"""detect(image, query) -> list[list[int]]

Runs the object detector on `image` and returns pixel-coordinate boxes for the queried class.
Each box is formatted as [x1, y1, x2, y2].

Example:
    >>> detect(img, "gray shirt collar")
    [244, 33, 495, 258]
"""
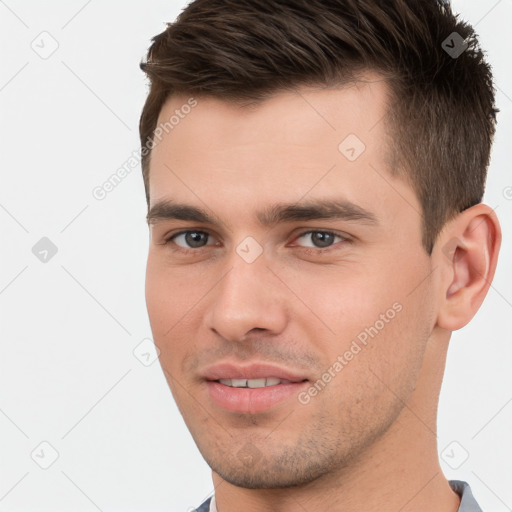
[199, 479, 483, 512]
[450, 480, 484, 512]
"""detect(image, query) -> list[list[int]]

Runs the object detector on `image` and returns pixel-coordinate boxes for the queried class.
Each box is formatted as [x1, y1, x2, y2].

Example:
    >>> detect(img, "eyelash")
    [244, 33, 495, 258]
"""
[163, 229, 350, 255]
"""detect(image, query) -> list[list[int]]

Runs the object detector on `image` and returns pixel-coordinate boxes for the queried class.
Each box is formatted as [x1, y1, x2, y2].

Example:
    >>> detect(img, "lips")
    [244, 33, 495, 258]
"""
[202, 362, 309, 413]
[202, 362, 309, 383]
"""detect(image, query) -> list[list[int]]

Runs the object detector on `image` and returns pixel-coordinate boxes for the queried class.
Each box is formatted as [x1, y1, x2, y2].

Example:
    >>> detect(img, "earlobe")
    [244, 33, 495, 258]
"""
[436, 204, 501, 331]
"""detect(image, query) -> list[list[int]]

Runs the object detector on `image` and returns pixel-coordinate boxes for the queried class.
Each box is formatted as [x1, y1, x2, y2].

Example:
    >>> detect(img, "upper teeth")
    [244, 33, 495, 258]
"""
[219, 378, 284, 388]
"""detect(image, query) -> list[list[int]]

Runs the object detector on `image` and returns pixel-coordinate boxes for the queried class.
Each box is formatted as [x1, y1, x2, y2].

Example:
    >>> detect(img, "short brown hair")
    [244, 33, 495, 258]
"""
[139, 0, 497, 253]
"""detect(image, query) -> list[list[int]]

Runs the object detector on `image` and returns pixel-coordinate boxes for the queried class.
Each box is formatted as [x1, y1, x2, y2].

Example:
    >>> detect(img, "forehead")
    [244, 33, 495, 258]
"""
[148, 77, 419, 229]
[154, 76, 389, 156]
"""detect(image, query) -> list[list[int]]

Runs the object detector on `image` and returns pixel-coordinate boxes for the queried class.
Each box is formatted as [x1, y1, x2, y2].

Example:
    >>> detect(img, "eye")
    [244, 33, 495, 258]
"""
[163, 229, 348, 253]
[293, 230, 346, 249]
[167, 230, 216, 249]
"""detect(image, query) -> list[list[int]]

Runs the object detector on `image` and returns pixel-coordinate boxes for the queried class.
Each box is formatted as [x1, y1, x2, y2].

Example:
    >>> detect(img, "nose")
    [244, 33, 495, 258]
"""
[204, 250, 288, 342]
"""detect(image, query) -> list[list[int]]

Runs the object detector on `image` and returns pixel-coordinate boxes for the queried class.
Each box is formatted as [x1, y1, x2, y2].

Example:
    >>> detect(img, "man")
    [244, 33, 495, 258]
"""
[139, 0, 501, 510]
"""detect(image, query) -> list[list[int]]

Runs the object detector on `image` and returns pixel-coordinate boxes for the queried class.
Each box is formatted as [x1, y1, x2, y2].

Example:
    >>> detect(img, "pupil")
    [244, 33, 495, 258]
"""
[312, 232, 334, 248]
[186, 232, 207, 248]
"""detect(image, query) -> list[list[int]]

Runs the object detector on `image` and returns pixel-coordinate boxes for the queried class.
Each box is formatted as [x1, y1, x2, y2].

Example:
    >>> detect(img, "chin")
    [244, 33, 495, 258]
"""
[206, 451, 331, 490]
[213, 467, 319, 490]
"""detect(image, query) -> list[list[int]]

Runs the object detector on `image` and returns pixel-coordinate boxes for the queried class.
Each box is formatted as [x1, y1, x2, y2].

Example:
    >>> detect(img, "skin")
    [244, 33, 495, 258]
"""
[144, 75, 501, 512]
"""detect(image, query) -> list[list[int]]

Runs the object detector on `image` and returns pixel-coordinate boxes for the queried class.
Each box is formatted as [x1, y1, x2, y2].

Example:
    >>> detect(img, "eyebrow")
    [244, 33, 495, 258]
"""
[146, 198, 378, 228]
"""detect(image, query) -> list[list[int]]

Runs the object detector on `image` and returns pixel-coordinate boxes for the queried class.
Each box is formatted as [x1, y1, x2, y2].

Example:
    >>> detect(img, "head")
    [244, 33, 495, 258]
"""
[140, 0, 501, 490]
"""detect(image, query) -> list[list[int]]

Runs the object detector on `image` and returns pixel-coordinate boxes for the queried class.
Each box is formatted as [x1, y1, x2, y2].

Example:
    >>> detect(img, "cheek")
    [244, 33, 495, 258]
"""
[145, 256, 211, 374]
[319, 296, 432, 430]
[145, 254, 197, 331]
[294, 252, 433, 373]
[145, 258, 170, 336]
[145, 256, 192, 360]
[278, 261, 401, 346]
[353, 279, 434, 395]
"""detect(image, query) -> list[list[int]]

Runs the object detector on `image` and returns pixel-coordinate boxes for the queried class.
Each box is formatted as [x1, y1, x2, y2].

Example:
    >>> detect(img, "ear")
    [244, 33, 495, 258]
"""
[434, 203, 501, 331]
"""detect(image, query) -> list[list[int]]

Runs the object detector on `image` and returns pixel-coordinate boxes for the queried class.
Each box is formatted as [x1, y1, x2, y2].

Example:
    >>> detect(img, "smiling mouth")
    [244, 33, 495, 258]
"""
[217, 377, 307, 388]
[206, 375, 310, 413]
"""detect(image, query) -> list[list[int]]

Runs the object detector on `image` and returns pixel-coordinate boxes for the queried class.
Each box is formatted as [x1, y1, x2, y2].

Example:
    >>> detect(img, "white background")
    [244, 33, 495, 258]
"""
[0, 1, 510, 510]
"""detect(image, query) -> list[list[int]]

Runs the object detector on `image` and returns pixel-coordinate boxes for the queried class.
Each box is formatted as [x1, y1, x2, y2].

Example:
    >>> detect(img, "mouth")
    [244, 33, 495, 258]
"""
[217, 377, 304, 388]
[202, 363, 310, 413]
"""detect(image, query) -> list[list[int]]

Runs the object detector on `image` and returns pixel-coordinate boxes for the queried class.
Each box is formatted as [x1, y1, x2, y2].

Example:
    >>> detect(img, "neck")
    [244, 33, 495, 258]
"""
[212, 333, 461, 512]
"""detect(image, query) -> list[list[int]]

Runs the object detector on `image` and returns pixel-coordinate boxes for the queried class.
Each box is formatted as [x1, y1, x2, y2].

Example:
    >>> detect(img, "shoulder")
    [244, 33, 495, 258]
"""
[449, 480, 484, 512]
[192, 484, 483, 512]
[192, 496, 212, 512]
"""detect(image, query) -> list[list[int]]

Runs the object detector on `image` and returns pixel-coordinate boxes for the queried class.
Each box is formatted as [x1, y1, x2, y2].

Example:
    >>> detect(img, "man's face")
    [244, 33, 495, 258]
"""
[145, 78, 438, 488]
